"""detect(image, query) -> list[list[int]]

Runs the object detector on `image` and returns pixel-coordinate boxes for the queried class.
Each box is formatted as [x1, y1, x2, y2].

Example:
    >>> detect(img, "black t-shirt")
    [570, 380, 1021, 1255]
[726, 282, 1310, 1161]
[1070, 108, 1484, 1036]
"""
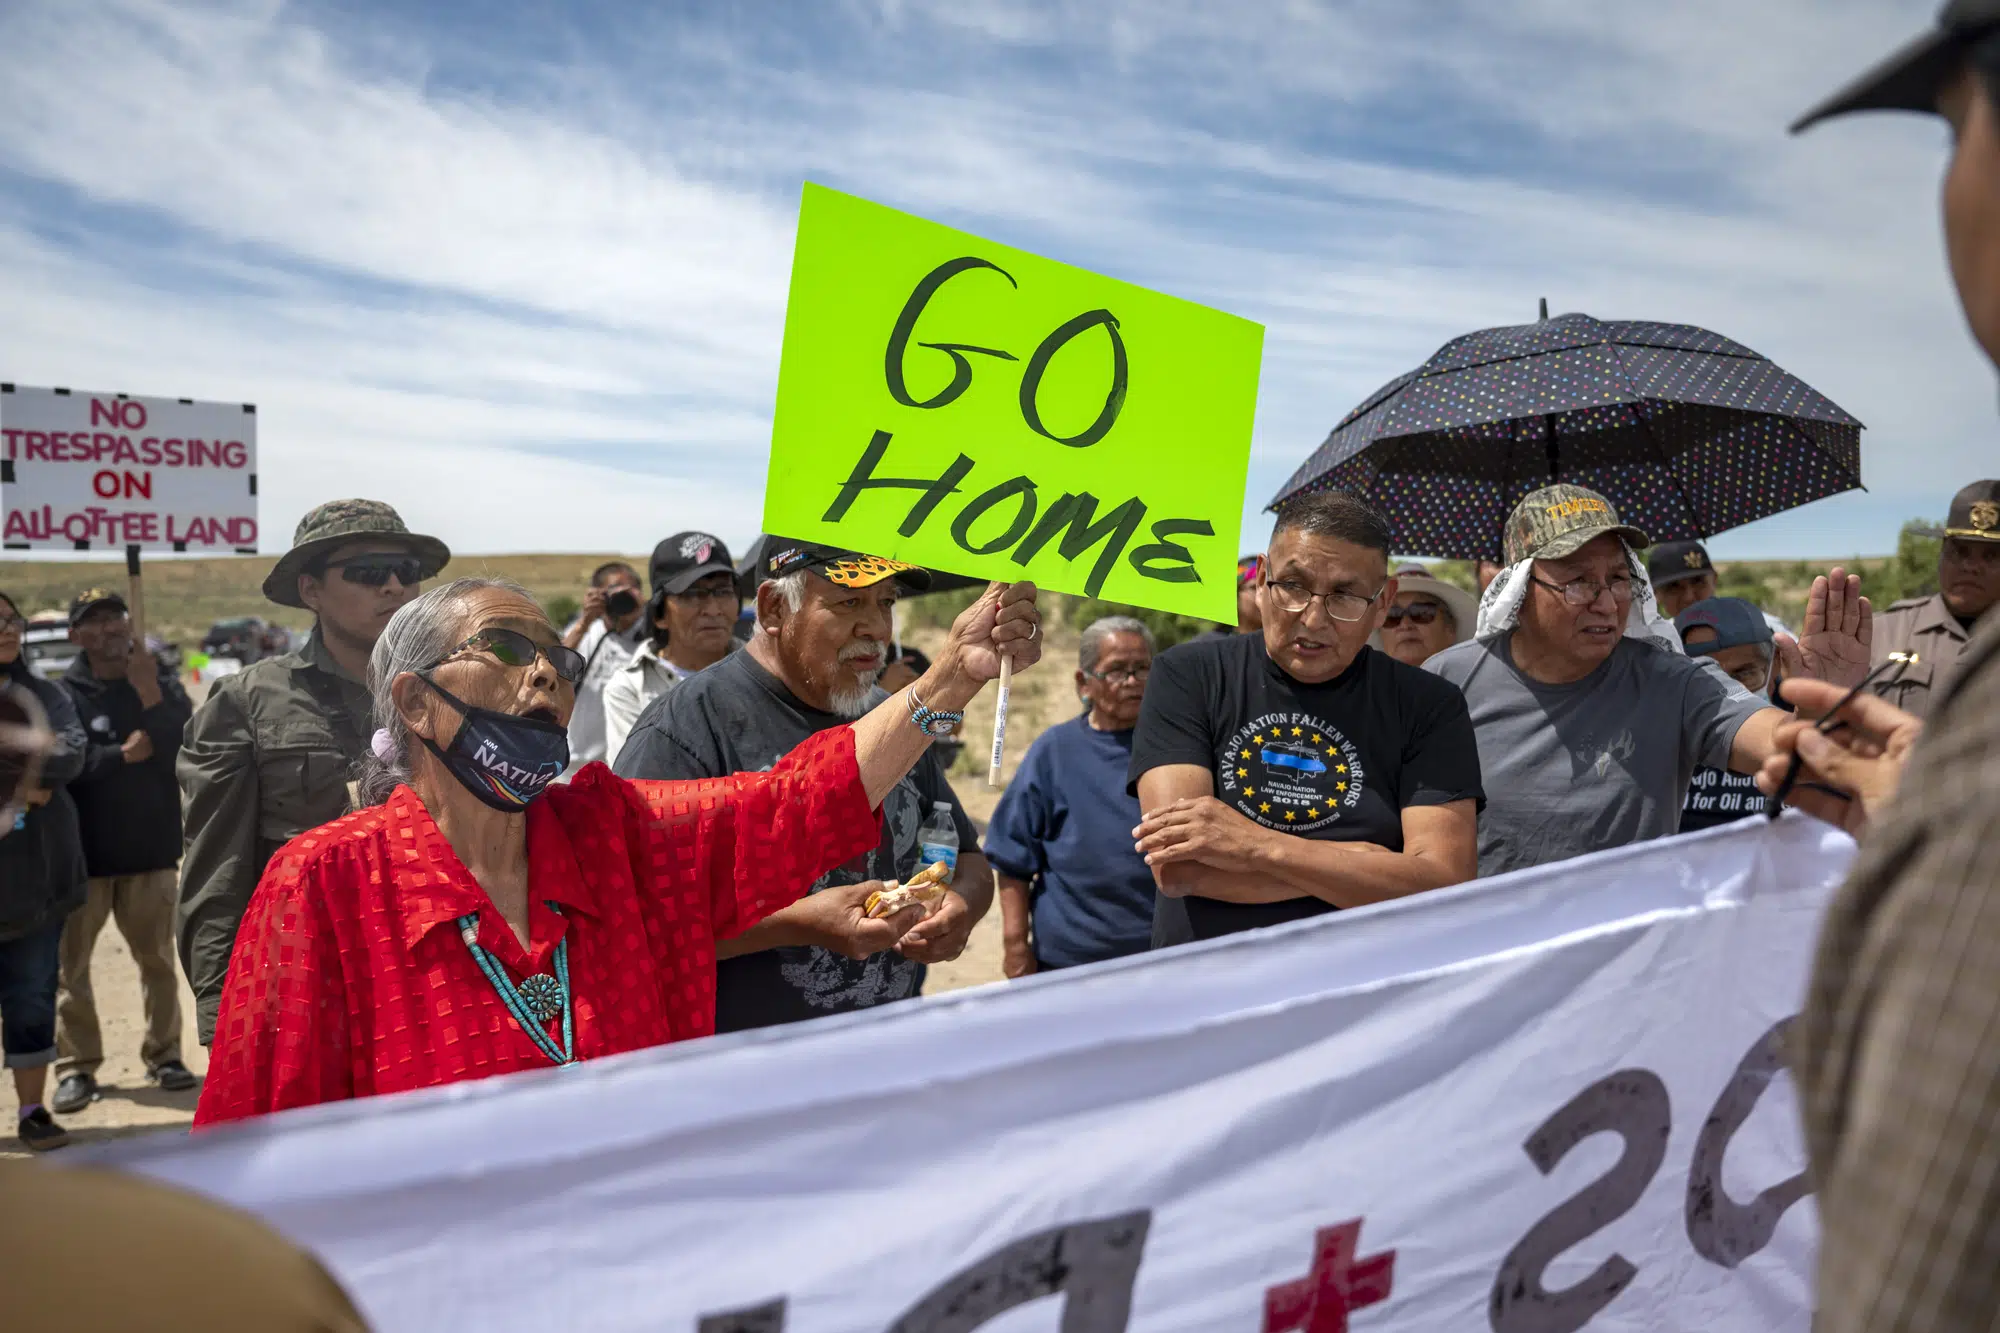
[614, 650, 975, 1032]
[1127, 634, 1483, 940]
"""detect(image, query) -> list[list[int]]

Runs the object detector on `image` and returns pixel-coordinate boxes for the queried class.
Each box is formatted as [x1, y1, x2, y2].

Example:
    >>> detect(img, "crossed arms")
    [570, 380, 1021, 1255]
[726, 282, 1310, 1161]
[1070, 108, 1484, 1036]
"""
[1133, 764, 1476, 908]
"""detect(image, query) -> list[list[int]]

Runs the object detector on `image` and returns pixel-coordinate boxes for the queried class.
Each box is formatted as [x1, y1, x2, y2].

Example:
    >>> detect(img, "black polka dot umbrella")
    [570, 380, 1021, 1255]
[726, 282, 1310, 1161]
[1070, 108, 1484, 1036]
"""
[1269, 308, 1863, 560]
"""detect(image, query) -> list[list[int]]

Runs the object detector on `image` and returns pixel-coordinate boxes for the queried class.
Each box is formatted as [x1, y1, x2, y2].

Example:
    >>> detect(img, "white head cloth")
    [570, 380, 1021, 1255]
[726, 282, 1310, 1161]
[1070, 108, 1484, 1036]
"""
[1474, 541, 1683, 654]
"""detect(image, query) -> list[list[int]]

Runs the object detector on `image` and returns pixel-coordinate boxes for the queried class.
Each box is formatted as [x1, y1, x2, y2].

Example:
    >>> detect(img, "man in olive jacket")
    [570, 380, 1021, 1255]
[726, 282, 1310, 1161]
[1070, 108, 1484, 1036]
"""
[176, 500, 447, 1044]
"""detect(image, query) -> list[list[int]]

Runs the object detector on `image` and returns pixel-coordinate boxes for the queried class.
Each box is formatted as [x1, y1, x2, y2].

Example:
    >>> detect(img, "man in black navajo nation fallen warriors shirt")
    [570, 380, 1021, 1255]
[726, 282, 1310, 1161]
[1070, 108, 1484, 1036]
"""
[1130, 491, 1482, 945]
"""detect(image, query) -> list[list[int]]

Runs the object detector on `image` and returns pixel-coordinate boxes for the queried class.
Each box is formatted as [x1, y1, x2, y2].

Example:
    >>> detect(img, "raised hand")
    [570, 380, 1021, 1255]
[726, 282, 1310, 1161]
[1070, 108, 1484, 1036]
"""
[944, 581, 1042, 685]
[1780, 567, 1871, 688]
[127, 641, 164, 709]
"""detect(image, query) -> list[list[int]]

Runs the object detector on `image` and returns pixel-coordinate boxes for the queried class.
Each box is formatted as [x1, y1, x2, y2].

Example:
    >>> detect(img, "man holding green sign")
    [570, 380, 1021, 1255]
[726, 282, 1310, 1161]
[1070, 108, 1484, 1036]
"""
[764, 183, 1262, 623]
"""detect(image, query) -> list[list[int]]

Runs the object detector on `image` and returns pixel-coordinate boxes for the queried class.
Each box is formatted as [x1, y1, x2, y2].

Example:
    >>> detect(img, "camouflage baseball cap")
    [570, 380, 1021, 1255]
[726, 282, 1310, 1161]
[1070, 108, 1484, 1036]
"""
[261, 499, 451, 608]
[1503, 484, 1650, 565]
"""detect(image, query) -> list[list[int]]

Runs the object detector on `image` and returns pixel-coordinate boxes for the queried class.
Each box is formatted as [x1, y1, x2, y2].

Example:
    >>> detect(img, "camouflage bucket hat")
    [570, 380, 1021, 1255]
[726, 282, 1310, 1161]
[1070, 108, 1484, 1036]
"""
[1503, 484, 1651, 565]
[261, 499, 451, 608]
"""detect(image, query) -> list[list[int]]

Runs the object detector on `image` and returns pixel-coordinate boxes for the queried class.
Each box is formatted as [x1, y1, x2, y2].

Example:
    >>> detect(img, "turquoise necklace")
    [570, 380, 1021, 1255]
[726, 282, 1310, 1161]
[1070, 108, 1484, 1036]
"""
[457, 905, 574, 1066]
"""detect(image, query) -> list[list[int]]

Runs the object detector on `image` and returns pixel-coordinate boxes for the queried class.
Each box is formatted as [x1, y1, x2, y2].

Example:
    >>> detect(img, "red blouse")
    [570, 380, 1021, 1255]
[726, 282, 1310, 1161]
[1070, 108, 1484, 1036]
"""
[194, 727, 879, 1127]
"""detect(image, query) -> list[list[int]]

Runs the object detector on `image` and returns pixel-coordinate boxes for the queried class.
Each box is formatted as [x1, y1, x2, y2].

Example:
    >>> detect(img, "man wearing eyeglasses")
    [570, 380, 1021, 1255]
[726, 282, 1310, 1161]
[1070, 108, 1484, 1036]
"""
[1424, 484, 1869, 878]
[177, 498, 449, 1045]
[1129, 491, 1483, 941]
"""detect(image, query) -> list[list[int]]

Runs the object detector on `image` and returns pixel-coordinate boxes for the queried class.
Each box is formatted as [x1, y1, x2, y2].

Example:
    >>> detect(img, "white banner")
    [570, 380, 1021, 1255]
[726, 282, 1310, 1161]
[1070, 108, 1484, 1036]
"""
[99, 816, 1849, 1333]
[1, 384, 257, 551]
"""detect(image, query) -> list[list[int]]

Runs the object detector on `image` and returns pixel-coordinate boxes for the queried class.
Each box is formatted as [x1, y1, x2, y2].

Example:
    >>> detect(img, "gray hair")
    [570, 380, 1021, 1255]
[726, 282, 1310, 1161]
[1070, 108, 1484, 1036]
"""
[353, 577, 536, 805]
[1079, 616, 1154, 673]
[767, 571, 808, 615]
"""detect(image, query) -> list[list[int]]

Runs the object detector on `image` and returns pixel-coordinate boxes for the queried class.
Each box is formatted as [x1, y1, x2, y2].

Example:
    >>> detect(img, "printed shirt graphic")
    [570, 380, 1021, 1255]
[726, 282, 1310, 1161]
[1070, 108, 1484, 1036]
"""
[1218, 714, 1368, 833]
[1679, 766, 1763, 833]
[612, 649, 975, 1030]
[1128, 633, 1482, 940]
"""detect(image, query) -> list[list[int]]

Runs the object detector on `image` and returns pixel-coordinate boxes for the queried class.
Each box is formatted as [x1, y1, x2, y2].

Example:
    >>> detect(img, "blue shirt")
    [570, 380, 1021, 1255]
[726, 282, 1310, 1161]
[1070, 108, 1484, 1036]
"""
[983, 714, 1156, 969]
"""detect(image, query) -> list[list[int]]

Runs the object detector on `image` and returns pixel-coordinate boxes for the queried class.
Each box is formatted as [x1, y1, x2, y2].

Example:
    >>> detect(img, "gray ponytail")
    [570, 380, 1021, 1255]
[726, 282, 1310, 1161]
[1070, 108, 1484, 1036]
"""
[354, 577, 535, 805]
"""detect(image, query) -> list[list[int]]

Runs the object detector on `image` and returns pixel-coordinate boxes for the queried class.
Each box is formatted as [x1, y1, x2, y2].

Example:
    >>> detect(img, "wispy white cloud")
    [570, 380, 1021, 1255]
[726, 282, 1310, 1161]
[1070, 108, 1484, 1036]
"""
[0, 0, 1984, 569]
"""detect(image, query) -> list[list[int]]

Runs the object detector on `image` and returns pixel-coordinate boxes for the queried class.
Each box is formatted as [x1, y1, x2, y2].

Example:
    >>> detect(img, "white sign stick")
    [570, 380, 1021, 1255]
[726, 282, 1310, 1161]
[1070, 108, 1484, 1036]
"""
[986, 654, 1013, 788]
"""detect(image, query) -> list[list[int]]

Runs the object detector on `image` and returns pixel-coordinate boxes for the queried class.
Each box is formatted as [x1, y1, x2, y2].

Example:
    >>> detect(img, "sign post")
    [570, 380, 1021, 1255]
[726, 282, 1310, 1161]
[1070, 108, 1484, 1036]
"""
[125, 544, 146, 644]
[764, 184, 1263, 777]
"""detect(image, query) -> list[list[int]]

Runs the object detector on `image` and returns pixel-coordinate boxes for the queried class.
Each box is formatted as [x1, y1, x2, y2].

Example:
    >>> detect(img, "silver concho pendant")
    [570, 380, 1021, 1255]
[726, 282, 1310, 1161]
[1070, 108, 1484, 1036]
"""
[518, 973, 565, 1023]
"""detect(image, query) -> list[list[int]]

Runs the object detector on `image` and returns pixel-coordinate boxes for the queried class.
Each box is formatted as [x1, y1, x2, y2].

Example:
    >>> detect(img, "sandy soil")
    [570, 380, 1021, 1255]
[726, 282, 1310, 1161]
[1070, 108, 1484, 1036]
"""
[0, 921, 208, 1160]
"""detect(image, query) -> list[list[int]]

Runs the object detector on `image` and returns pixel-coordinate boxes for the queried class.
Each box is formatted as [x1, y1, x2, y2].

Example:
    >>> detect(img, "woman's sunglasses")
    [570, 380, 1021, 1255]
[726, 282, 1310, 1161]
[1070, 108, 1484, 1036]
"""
[324, 555, 427, 588]
[1382, 602, 1442, 628]
[429, 627, 587, 684]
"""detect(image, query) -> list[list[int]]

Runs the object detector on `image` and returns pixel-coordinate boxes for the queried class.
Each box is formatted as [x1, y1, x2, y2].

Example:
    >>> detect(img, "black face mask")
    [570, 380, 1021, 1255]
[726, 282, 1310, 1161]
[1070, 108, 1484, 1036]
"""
[604, 589, 641, 618]
[417, 677, 569, 812]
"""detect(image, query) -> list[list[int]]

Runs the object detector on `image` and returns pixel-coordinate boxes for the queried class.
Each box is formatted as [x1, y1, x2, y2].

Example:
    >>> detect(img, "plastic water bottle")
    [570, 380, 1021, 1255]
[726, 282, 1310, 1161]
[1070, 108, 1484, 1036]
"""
[918, 801, 959, 882]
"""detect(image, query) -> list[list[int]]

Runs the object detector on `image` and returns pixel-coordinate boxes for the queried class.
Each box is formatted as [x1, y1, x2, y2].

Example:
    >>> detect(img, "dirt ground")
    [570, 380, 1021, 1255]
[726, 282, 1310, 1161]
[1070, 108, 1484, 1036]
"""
[0, 922, 208, 1159]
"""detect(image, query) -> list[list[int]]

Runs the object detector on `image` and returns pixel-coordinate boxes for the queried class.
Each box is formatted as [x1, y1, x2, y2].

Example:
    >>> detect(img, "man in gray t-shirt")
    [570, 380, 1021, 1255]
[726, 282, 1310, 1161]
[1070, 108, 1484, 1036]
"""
[1427, 633, 1762, 876]
[1426, 484, 1872, 878]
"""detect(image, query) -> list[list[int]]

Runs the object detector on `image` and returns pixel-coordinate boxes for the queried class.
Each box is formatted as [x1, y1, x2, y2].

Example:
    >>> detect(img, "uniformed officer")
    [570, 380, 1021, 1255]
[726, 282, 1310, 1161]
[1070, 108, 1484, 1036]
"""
[1870, 479, 2000, 720]
[176, 500, 448, 1044]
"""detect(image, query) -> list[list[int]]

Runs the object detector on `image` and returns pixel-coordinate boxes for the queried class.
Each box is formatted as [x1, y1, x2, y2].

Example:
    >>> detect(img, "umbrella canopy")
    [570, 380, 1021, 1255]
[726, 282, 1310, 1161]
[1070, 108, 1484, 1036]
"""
[1270, 311, 1864, 560]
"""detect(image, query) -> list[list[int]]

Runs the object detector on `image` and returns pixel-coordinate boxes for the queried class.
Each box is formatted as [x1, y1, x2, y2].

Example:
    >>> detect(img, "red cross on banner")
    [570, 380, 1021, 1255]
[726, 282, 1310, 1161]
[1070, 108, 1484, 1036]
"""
[1263, 1218, 1396, 1333]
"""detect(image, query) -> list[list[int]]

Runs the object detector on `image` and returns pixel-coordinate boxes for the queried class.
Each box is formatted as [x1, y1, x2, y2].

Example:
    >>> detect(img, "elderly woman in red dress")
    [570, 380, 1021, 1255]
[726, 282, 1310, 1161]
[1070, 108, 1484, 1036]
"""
[196, 574, 1039, 1125]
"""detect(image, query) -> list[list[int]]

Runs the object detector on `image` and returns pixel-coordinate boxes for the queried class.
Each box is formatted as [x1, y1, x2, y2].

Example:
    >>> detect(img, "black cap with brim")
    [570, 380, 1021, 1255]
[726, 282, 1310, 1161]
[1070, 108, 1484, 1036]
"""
[762, 540, 933, 592]
[1646, 539, 1716, 588]
[1791, 0, 2000, 133]
[649, 532, 738, 596]
[68, 589, 128, 627]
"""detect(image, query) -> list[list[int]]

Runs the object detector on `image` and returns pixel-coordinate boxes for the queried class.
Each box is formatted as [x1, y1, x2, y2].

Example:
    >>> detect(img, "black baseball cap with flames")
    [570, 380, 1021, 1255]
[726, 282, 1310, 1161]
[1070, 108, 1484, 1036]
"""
[762, 542, 932, 592]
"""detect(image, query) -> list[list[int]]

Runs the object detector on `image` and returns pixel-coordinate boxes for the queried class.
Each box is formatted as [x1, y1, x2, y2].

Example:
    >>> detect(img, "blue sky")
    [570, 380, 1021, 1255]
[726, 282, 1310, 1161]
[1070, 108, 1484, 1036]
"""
[0, 0, 1990, 564]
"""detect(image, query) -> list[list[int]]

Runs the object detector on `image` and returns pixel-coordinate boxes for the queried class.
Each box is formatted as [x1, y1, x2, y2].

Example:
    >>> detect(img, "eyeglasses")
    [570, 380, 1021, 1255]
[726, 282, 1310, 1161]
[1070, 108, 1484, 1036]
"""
[429, 627, 587, 684]
[0, 615, 24, 634]
[325, 555, 427, 588]
[669, 586, 742, 607]
[1083, 665, 1151, 684]
[1382, 602, 1443, 628]
[1529, 574, 1635, 607]
[1265, 578, 1385, 623]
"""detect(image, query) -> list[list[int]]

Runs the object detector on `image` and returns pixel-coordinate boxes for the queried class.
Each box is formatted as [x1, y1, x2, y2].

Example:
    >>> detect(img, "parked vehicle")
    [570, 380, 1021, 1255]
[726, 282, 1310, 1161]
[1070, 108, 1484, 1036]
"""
[200, 616, 288, 664]
[21, 612, 78, 683]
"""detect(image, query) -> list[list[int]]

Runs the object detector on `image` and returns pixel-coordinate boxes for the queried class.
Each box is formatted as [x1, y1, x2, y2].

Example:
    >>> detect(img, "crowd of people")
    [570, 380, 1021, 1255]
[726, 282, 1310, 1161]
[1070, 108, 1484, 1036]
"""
[4, 466, 1984, 1144]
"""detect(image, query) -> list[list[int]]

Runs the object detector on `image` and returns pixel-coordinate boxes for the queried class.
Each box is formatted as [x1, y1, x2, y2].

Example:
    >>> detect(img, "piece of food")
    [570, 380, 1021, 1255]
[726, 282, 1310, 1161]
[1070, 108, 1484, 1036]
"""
[864, 859, 954, 920]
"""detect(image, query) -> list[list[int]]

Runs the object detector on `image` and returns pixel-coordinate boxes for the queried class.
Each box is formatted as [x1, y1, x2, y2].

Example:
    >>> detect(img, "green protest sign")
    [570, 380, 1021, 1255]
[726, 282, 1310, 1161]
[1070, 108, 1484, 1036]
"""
[764, 183, 1263, 622]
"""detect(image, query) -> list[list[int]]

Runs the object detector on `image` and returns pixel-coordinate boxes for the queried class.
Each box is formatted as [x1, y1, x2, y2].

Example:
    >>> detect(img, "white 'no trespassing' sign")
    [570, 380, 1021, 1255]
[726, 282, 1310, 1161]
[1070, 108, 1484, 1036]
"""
[0, 384, 258, 552]
[99, 816, 1850, 1333]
